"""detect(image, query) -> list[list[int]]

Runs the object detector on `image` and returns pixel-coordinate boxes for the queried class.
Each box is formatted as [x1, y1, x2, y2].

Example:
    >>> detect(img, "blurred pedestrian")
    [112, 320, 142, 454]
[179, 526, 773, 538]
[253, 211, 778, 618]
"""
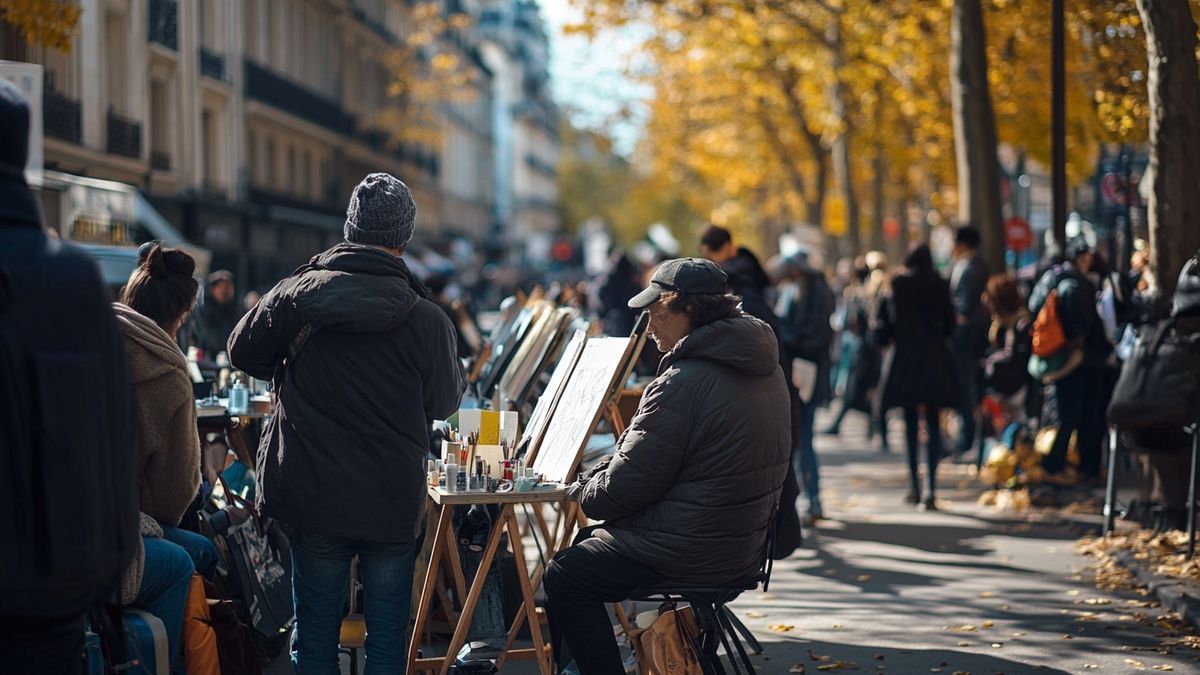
[980, 274, 1034, 441]
[776, 249, 835, 523]
[949, 226, 990, 462]
[1033, 237, 1111, 484]
[875, 244, 961, 510]
[190, 269, 240, 360]
[823, 264, 878, 437]
[594, 251, 642, 337]
[864, 252, 893, 452]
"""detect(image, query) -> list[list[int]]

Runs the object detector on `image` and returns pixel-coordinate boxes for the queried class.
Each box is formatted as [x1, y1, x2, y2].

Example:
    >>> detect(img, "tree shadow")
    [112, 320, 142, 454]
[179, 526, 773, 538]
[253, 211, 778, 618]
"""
[748, 637, 1072, 675]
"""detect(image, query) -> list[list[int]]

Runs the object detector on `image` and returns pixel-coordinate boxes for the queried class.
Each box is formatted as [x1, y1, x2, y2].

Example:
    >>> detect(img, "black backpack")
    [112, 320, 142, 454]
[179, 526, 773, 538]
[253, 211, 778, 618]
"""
[0, 229, 139, 618]
[1107, 317, 1200, 451]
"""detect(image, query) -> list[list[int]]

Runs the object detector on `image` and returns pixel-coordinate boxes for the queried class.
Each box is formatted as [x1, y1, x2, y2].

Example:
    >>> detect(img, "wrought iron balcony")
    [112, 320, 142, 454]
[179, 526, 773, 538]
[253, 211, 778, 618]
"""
[43, 89, 81, 144]
[149, 0, 178, 51]
[200, 48, 225, 80]
[106, 110, 143, 159]
[243, 60, 353, 135]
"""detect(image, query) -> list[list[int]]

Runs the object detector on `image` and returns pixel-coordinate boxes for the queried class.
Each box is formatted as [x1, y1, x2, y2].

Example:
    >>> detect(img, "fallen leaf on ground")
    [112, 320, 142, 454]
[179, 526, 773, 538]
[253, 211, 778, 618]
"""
[832, 624, 844, 629]
[981, 621, 994, 628]
[979, 591, 996, 598]
[991, 643, 1003, 648]
[790, 666, 805, 673]
[1083, 666, 1099, 670]
[857, 575, 873, 582]
[1001, 605, 1011, 610]
[1067, 590, 1082, 596]
[808, 650, 831, 662]
[953, 671, 971, 675]
[1083, 598, 1112, 605]
[1125, 659, 1147, 670]
[745, 611, 768, 619]
[874, 655, 884, 661]
[957, 642, 971, 647]
[1012, 632, 1026, 637]
[947, 625, 979, 633]
[816, 662, 857, 672]
[768, 623, 796, 633]
[1061, 634, 1074, 640]
[1152, 666, 1173, 671]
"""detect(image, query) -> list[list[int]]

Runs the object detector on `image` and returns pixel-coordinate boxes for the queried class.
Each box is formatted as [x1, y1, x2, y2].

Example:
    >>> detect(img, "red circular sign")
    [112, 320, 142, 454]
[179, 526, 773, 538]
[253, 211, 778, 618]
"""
[883, 217, 901, 242]
[1005, 217, 1032, 252]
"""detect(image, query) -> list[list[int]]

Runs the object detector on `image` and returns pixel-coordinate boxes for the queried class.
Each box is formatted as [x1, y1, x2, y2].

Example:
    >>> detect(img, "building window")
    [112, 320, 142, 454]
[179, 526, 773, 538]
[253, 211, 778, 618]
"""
[287, 145, 296, 193]
[202, 109, 219, 184]
[265, 136, 276, 185]
[105, 11, 128, 114]
[150, 80, 171, 170]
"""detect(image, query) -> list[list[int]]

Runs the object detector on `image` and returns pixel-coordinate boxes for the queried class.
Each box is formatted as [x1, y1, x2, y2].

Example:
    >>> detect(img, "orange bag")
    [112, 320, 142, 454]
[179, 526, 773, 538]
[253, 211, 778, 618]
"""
[182, 573, 221, 675]
[634, 603, 705, 675]
[1032, 289, 1066, 357]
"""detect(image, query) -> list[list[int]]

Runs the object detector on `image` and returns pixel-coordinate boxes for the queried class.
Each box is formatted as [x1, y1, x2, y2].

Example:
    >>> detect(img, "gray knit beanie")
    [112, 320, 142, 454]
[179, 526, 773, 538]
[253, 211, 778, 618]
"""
[344, 172, 417, 248]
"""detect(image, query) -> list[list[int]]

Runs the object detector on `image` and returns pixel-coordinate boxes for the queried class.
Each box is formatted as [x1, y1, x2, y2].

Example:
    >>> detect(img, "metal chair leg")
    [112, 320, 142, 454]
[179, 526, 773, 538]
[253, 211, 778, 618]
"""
[716, 603, 755, 674]
[1105, 426, 1120, 534]
[722, 606, 762, 655]
[1188, 425, 1198, 559]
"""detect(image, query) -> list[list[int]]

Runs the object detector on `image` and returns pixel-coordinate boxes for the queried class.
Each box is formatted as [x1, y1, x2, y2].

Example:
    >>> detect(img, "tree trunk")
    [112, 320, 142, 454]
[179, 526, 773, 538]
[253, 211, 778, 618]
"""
[829, 17, 861, 255]
[772, 65, 829, 229]
[1136, 0, 1200, 302]
[950, 0, 1006, 273]
[870, 80, 888, 252]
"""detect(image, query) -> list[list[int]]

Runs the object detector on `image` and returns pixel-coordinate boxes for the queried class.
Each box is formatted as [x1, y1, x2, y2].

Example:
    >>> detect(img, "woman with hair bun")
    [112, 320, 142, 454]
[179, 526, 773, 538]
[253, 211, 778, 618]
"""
[113, 242, 215, 671]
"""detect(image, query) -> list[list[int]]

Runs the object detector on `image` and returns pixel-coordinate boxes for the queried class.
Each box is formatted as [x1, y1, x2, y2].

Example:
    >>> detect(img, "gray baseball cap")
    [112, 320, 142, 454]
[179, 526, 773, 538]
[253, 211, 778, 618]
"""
[628, 257, 729, 309]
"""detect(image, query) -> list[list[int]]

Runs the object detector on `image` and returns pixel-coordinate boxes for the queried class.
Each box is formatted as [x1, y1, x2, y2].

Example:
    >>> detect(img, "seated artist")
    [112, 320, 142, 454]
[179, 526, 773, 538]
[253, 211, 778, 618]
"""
[547, 258, 792, 674]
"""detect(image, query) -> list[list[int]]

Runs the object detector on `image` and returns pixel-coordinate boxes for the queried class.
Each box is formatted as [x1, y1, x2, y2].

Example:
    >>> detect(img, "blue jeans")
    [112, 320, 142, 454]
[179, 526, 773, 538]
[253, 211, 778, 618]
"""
[160, 524, 219, 579]
[792, 396, 821, 515]
[290, 530, 418, 675]
[135, 537, 195, 673]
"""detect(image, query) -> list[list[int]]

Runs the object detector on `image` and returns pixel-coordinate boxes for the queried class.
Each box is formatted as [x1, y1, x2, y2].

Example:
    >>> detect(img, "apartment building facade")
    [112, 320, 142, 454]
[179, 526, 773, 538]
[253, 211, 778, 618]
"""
[0, 0, 535, 292]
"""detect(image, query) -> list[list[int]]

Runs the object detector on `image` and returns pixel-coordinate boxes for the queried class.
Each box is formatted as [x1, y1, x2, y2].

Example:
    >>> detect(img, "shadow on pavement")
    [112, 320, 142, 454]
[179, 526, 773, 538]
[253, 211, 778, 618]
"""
[747, 638, 1071, 675]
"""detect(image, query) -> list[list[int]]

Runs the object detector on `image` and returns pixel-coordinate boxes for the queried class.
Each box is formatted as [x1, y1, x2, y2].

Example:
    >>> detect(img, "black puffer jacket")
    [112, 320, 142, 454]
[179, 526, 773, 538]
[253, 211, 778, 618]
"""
[578, 315, 791, 585]
[229, 244, 464, 543]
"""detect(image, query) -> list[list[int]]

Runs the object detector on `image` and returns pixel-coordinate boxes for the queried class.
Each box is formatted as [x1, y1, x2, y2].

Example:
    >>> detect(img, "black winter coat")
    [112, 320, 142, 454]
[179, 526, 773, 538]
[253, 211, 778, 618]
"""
[577, 315, 791, 585]
[229, 244, 465, 543]
[875, 271, 962, 411]
[0, 170, 138, 617]
[190, 290, 243, 359]
[777, 274, 835, 405]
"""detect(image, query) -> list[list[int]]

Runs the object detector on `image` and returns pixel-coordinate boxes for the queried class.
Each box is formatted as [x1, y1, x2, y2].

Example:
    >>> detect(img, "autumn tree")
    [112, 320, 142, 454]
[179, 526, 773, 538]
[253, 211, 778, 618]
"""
[0, 0, 80, 51]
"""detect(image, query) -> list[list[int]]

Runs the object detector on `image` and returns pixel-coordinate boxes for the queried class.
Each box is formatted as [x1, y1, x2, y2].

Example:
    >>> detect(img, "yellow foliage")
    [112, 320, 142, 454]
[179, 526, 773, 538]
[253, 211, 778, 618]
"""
[0, 0, 81, 51]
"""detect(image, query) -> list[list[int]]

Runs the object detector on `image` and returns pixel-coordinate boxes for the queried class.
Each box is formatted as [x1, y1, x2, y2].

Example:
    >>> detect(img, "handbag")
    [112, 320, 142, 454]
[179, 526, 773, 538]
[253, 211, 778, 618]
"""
[1108, 318, 1200, 448]
[634, 602, 705, 675]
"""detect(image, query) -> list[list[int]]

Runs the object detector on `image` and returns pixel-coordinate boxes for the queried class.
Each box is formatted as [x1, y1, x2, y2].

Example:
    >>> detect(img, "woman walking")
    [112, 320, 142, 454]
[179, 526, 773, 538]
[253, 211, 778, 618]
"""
[874, 244, 961, 510]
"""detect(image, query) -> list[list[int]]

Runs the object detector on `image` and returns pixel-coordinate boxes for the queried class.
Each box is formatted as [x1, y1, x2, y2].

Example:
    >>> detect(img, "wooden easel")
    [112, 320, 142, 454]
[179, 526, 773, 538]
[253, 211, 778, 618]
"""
[407, 486, 569, 675]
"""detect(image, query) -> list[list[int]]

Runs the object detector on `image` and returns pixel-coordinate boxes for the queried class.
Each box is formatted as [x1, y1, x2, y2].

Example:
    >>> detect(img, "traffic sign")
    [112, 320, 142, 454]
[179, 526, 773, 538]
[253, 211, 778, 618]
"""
[1005, 217, 1033, 252]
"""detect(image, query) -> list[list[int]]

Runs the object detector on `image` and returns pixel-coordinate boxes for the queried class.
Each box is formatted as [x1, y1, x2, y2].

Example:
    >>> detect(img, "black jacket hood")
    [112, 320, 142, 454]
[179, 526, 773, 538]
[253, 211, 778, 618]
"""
[666, 315, 780, 377]
[291, 243, 427, 333]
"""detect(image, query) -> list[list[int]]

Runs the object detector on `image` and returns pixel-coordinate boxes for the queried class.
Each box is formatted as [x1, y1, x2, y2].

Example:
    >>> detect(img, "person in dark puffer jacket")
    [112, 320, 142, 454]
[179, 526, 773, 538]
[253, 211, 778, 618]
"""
[546, 258, 791, 675]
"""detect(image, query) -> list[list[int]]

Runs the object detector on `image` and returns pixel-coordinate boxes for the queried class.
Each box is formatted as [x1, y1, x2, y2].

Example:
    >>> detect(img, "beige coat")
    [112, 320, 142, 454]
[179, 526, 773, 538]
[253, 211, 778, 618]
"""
[113, 302, 201, 526]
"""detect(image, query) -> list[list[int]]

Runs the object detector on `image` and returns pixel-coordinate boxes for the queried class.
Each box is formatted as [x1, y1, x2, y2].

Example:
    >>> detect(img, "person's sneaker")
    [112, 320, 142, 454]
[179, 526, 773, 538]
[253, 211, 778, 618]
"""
[918, 497, 939, 512]
[904, 491, 920, 505]
[819, 425, 841, 436]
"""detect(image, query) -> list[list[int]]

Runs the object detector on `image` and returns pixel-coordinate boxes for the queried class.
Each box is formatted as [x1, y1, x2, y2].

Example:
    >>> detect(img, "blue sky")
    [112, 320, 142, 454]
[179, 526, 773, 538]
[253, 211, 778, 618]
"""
[538, 0, 650, 156]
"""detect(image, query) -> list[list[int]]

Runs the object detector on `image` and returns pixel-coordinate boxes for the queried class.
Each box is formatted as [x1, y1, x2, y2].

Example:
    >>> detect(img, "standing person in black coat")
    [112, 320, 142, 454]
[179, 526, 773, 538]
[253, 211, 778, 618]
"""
[0, 81, 138, 675]
[949, 226, 990, 462]
[776, 249, 835, 523]
[875, 244, 961, 510]
[229, 173, 465, 673]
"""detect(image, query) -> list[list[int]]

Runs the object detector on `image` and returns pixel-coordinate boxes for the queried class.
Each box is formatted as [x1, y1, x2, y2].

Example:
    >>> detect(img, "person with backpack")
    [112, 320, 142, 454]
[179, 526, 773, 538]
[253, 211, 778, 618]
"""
[0, 81, 139, 675]
[229, 173, 465, 673]
[1031, 237, 1113, 484]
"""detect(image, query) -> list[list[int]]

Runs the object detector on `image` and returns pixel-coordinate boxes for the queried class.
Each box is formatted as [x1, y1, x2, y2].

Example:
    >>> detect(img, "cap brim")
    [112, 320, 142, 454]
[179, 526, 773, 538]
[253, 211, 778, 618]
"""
[628, 285, 663, 310]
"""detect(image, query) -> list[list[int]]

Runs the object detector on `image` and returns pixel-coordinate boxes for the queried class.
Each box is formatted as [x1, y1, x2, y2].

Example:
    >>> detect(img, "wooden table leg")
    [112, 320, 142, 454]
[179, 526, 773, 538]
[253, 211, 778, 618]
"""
[407, 504, 452, 673]
[505, 508, 553, 675]
[438, 505, 514, 675]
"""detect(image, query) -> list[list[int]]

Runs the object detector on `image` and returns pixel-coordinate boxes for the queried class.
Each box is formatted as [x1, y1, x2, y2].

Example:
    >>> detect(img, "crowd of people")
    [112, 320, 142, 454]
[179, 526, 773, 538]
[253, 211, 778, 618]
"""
[4, 74, 1198, 675]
